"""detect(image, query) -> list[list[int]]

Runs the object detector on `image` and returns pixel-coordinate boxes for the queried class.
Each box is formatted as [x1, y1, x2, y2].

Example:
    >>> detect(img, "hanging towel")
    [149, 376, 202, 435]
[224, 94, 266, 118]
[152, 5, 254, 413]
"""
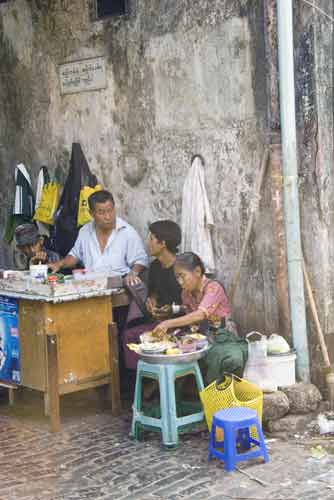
[35, 166, 51, 237]
[13, 163, 34, 218]
[4, 163, 35, 243]
[54, 143, 99, 257]
[181, 156, 215, 272]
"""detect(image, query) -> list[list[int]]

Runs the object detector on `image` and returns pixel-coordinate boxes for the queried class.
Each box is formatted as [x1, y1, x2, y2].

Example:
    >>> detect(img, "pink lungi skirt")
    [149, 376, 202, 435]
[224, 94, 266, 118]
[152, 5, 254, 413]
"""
[123, 321, 158, 370]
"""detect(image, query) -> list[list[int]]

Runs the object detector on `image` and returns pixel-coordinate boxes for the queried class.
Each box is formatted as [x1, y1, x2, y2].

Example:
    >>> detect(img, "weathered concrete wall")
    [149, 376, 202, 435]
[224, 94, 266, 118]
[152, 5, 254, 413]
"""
[0, 0, 333, 384]
[294, 0, 334, 386]
[0, 0, 273, 328]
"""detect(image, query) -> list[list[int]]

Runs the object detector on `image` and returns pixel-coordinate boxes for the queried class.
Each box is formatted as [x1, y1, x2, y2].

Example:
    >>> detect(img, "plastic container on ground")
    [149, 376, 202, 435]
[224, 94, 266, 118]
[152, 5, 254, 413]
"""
[266, 350, 296, 387]
[244, 349, 296, 389]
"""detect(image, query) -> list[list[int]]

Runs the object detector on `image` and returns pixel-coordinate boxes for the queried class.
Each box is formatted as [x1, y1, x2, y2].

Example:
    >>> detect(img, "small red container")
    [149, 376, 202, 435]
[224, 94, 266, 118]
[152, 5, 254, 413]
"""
[48, 275, 58, 286]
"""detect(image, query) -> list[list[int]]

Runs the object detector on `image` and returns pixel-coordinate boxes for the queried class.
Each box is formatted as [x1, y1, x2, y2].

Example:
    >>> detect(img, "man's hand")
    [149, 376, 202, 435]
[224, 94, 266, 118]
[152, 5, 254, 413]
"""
[47, 255, 77, 274]
[124, 270, 141, 287]
[146, 297, 156, 315]
[48, 261, 62, 274]
[30, 251, 48, 265]
[151, 304, 172, 320]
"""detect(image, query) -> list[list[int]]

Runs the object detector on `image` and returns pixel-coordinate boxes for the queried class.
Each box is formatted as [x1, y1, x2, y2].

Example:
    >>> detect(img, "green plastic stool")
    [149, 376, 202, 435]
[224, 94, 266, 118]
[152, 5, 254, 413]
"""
[131, 360, 205, 447]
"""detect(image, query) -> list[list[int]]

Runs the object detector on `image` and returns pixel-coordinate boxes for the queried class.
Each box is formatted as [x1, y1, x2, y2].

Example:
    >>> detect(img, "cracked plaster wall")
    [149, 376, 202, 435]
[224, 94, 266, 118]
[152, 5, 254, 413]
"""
[294, 0, 334, 385]
[0, 0, 333, 363]
[0, 0, 271, 333]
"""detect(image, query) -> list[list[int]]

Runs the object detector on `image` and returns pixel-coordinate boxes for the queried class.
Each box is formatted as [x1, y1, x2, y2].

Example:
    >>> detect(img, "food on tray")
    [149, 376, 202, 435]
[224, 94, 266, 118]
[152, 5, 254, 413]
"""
[150, 328, 160, 339]
[164, 341, 177, 349]
[187, 333, 208, 349]
[166, 348, 182, 355]
[190, 325, 200, 333]
[177, 341, 197, 353]
[140, 331, 172, 343]
[1, 270, 29, 280]
[127, 343, 141, 353]
[182, 337, 195, 345]
[140, 331, 160, 343]
[0, 270, 108, 297]
[140, 331, 176, 346]
[188, 333, 206, 341]
[140, 342, 167, 354]
[134, 328, 209, 357]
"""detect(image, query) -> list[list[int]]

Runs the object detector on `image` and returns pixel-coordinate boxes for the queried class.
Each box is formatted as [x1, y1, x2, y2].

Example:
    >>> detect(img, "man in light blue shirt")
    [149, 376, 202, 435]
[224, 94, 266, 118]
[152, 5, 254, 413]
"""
[49, 190, 148, 286]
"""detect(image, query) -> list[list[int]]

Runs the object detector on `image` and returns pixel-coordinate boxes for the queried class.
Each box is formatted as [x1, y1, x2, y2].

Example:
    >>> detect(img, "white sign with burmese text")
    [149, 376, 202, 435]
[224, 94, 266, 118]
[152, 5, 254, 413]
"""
[59, 57, 107, 95]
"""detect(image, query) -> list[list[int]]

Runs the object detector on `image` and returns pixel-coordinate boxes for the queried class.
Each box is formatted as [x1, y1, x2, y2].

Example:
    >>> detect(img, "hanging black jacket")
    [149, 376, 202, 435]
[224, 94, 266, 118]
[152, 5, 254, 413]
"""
[54, 143, 98, 257]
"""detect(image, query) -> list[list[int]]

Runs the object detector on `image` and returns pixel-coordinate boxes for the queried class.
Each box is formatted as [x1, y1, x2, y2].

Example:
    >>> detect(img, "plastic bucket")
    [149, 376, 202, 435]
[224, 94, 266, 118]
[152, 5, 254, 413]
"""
[267, 350, 296, 387]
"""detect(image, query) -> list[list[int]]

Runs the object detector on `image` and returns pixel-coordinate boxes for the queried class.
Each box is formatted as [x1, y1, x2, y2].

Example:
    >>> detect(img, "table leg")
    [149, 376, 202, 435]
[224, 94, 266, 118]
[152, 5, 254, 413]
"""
[108, 322, 121, 416]
[46, 335, 60, 432]
[8, 388, 15, 406]
[44, 393, 50, 416]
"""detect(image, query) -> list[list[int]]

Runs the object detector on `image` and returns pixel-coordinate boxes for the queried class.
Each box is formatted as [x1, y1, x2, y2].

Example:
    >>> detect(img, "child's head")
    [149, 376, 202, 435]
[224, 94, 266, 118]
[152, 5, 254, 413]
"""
[14, 223, 43, 258]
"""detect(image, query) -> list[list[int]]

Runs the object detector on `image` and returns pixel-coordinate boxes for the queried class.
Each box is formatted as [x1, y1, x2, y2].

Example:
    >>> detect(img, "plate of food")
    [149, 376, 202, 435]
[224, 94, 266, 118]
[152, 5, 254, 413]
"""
[176, 336, 198, 353]
[187, 333, 206, 341]
[138, 343, 211, 364]
[140, 331, 159, 344]
[140, 342, 168, 354]
[186, 333, 208, 349]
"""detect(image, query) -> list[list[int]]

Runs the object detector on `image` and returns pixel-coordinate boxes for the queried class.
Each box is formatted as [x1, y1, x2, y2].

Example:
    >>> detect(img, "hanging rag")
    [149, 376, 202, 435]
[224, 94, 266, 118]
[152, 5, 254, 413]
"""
[13, 163, 35, 218]
[35, 166, 51, 237]
[181, 156, 215, 272]
[4, 163, 35, 243]
[54, 143, 99, 257]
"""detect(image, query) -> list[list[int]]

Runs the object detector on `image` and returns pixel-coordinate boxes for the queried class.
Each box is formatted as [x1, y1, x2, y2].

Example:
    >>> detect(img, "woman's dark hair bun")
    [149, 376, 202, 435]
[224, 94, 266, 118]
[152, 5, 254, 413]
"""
[175, 252, 205, 274]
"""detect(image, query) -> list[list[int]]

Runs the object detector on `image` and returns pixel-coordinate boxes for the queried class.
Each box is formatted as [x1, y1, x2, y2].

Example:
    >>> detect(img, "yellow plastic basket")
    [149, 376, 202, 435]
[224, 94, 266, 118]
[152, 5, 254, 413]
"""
[200, 374, 263, 435]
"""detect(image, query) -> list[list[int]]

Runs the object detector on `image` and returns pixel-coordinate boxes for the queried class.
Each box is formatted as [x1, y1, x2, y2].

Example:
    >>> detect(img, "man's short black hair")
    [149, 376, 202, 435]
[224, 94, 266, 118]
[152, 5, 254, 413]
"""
[88, 190, 115, 211]
[149, 220, 181, 254]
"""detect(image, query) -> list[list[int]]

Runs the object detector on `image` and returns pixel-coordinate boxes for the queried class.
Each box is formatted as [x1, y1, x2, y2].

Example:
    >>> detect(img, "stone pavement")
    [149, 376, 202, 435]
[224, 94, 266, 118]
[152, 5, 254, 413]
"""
[1, 390, 334, 500]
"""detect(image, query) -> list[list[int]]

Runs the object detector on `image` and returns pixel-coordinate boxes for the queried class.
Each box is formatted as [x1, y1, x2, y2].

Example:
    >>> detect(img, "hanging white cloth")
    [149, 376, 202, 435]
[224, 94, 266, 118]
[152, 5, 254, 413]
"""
[13, 163, 34, 216]
[181, 156, 215, 272]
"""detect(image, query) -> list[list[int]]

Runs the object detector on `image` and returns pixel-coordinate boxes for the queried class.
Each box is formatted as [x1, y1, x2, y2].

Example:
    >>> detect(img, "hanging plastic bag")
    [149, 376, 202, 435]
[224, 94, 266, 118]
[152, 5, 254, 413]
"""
[267, 333, 290, 354]
[246, 331, 267, 359]
[243, 332, 277, 392]
[33, 182, 61, 225]
[77, 184, 102, 226]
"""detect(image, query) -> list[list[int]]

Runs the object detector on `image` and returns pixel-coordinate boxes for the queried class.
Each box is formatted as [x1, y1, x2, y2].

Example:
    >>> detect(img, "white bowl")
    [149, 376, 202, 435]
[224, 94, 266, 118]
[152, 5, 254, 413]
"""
[140, 343, 166, 354]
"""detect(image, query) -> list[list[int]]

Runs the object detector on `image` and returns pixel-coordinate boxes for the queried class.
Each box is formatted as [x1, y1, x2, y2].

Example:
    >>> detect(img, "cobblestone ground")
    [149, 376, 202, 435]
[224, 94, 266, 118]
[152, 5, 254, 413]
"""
[1, 390, 334, 500]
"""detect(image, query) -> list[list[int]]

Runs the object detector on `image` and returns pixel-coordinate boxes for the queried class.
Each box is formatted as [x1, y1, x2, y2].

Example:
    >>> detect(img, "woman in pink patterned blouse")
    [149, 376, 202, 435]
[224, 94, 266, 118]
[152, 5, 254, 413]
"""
[153, 252, 248, 383]
[181, 272, 231, 328]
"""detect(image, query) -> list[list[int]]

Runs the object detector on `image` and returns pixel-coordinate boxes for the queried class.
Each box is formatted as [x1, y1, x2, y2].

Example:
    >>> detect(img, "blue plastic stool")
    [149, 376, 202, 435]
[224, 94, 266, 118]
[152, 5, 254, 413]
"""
[131, 360, 204, 447]
[208, 407, 269, 471]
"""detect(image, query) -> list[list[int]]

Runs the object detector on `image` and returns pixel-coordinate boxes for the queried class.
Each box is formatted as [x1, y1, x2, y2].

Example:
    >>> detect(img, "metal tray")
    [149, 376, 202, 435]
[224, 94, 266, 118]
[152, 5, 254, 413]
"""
[138, 344, 211, 364]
